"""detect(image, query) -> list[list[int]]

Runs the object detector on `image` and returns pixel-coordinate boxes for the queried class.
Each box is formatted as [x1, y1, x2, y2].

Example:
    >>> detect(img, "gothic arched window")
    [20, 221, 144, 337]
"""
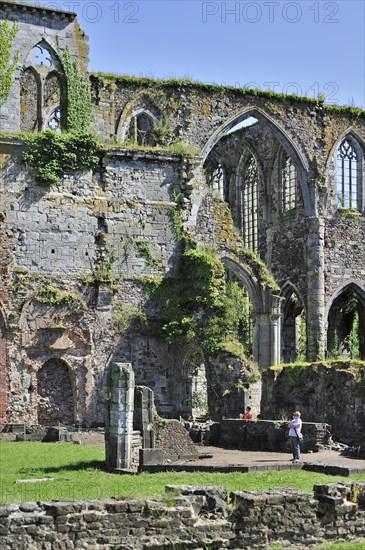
[280, 152, 297, 211]
[240, 155, 259, 251]
[128, 112, 155, 146]
[208, 162, 225, 200]
[20, 42, 62, 132]
[337, 139, 359, 209]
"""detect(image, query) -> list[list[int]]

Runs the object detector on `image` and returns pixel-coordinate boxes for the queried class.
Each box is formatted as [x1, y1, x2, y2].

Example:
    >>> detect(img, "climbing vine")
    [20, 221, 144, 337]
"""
[138, 243, 253, 357]
[22, 131, 99, 186]
[57, 45, 92, 132]
[0, 20, 19, 107]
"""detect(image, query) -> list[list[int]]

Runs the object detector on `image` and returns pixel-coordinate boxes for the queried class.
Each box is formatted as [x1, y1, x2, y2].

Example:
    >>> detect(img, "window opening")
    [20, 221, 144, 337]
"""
[128, 113, 155, 146]
[337, 139, 358, 209]
[242, 156, 258, 251]
[209, 163, 225, 199]
[47, 106, 61, 132]
[281, 153, 297, 211]
[31, 44, 53, 68]
[327, 289, 365, 360]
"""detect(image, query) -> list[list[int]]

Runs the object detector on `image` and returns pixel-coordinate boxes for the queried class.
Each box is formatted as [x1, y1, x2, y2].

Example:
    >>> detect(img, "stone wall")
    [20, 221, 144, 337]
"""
[1, 0, 365, 429]
[261, 362, 365, 444]
[218, 419, 331, 453]
[0, 482, 364, 549]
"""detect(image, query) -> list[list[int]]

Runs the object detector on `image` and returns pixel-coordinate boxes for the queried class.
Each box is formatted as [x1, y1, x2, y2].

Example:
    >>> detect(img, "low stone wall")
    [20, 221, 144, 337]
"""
[217, 419, 331, 453]
[0, 482, 364, 549]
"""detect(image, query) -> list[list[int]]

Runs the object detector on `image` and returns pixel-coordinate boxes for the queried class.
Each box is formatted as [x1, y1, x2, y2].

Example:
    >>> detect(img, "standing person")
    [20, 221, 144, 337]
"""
[288, 411, 302, 463]
[243, 406, 252, 420]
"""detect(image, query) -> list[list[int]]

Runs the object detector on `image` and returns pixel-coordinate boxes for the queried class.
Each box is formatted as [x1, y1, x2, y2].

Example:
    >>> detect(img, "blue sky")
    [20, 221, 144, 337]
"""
[35, 0, 364, 108]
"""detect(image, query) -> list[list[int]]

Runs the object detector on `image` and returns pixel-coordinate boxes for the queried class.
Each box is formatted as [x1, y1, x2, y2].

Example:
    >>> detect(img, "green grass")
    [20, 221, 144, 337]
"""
[0, 441, 364, 505]
[270, 544, 365, 550]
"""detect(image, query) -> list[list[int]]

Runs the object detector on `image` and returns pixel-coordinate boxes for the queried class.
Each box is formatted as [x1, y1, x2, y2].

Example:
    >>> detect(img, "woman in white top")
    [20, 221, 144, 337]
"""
[288, 411, 302, 463]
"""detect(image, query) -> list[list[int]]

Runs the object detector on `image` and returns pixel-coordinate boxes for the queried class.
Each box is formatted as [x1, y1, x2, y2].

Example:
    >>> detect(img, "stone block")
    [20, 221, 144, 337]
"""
[139, 448, 164, 466]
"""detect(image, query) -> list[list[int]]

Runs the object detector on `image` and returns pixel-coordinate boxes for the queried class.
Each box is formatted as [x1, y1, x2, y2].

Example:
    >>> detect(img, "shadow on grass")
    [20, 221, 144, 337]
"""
[42, 460, 106, 474]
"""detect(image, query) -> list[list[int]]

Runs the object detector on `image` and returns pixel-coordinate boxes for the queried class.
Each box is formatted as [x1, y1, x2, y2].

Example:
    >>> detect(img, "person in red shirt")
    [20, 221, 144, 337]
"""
[243, 406, 252, 420]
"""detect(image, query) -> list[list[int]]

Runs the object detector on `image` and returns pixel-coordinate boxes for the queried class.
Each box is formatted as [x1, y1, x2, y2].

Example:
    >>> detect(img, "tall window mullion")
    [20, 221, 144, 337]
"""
[243, 156, 258, 252]
[337, 139, 358, 209]
[281, 153, 297, 211]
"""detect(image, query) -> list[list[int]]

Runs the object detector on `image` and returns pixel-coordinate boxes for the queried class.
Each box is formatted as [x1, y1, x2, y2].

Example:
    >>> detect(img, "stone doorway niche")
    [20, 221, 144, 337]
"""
[180, 349, 208, 420]
[281, 287, 306, 363]
[327, 284, 365, 360]
[37, 358, 75, 425]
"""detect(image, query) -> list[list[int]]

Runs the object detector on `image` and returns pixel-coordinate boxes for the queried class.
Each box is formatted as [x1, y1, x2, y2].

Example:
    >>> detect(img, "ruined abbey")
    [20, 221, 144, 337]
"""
[0, 1, 364, 437]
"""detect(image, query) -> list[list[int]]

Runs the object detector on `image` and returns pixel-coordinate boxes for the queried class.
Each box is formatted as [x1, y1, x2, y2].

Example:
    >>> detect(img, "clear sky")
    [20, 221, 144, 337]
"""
[35, 0, 364, 108]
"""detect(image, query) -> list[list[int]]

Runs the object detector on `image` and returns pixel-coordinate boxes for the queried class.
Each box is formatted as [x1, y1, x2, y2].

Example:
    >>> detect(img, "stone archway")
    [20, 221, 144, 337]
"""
[327, 284, 365, 360]
[37, 359, 75, 425]
[179, 348, 208, 420]
[281, 284, 306, 363]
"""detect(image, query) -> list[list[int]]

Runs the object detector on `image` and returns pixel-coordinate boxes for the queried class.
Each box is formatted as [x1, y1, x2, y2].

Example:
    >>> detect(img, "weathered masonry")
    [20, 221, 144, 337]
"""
[0, 483, 365, 549]
[0, 1, 365, 428]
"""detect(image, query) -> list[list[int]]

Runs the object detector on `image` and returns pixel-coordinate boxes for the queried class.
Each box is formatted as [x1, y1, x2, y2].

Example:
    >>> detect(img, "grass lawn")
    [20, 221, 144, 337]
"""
[0, 440, 364, 506]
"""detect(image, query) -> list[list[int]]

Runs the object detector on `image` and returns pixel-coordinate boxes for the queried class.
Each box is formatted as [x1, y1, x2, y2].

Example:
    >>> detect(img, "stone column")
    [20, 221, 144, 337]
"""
[270, 295, 283, 366]
[306, 217, 325, 361]
[105, 362, 134, 470]
[255, 314, 272, 368]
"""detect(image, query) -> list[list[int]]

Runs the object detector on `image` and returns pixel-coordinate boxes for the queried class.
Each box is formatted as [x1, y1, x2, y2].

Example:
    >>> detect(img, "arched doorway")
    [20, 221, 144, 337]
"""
[37, 359, 74, 425]
[180, 349, 208, 420]
[327, 285, 365, 360]
[281, 287, 306, 363]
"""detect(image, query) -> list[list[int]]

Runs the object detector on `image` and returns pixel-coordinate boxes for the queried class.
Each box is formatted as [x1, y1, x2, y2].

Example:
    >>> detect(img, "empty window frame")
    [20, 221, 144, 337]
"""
[240, 155, 258, 251]
[128, 113, 155, 146]
[280, 151, 297, 211]
[337, 139, 359, 209]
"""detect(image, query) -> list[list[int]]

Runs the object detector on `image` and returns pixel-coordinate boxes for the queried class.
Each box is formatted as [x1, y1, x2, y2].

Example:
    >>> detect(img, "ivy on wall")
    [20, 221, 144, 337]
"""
[57, 45, 92, 133]
[0, 20, 19, 107]
[138, 242, 252, 358]
[22, 131, 99, 186]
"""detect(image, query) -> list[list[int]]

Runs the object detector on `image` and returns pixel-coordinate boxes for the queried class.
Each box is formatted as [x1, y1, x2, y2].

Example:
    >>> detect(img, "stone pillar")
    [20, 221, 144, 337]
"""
[270, 295, 283, 366]
[134, 386, 155, 449]
[306, 217, 325, 361]
[105, 362, 134, 470]
[255, 314, 271, 368]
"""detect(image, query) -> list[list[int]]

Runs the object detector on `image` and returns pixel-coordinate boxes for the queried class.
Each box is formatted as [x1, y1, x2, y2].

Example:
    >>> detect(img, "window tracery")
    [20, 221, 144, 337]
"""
[20, 42, 62, 132]
[280, 152, 297, 211]
[208, 162, 225, 200]
[337, 139, 359, 209]
[128, 112, 155, 146]
[240, 155, 258, 251]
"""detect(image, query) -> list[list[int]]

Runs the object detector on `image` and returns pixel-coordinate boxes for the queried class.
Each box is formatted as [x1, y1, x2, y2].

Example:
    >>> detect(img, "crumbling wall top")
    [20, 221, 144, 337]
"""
[0, 0, 76, 20]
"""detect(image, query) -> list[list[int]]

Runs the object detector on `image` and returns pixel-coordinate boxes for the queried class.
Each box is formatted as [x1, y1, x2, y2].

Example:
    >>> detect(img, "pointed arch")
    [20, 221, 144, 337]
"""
[20, 66, 41, 132]
[202, 107, 311, 215]
[326, 281, 365, 360]
[326, 128, 365, 214]
[177, 347, 208, 420]
[221, 255, 264, 314]
[21, 40, 63, 132]
[116, 93, 160, 141]
[280, 282, 306, 363]
[23, 39, 60, 71]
